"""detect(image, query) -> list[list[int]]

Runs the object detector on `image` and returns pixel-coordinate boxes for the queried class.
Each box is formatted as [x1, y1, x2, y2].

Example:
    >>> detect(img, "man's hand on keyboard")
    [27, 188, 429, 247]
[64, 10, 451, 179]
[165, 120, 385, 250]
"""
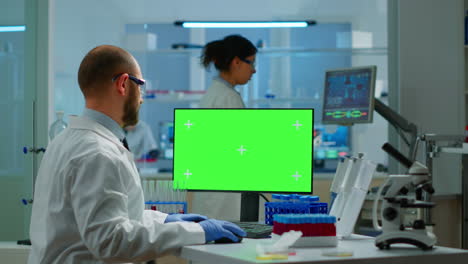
[165, 213, 208, 223]
[199, 219, 246, 243]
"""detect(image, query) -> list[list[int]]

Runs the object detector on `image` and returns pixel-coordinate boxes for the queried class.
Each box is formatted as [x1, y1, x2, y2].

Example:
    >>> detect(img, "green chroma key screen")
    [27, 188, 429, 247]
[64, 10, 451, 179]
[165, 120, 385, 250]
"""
[173, 108, 314, 193]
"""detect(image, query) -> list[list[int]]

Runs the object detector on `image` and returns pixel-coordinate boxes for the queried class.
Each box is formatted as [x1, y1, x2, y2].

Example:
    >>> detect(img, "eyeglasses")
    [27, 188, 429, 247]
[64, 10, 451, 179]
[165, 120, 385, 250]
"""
[240, 58, 256, 68]
[112, 73, 146, 95]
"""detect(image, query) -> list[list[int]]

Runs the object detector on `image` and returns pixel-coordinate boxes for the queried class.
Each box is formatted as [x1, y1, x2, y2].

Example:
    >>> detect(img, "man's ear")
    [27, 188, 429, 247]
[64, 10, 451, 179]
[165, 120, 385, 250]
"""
[114, 73, 129, 96]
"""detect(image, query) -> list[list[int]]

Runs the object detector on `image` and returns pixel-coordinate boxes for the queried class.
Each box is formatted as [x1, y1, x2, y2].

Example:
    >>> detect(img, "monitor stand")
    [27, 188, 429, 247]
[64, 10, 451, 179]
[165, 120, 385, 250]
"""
[240, 192, 259, 222]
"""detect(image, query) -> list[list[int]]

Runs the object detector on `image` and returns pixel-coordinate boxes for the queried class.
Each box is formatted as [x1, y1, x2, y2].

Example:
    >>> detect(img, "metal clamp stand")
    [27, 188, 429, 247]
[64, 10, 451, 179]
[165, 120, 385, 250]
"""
[419, 134, 467, 249]
[374, 99, 418, 161]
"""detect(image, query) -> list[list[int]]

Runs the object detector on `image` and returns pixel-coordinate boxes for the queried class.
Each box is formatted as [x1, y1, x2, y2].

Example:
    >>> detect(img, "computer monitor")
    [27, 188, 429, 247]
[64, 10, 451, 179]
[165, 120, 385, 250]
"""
[322, 65, 376, 125]
[159, 121, 174, 159]
[173, 108, 314, 221]
[314, 125, 350, 158]
[313, 125, 350, 172]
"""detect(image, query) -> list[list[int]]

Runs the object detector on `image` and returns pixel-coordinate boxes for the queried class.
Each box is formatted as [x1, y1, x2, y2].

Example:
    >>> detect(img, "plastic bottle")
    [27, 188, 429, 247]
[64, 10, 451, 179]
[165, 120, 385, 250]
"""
[49, 111, 68, 140]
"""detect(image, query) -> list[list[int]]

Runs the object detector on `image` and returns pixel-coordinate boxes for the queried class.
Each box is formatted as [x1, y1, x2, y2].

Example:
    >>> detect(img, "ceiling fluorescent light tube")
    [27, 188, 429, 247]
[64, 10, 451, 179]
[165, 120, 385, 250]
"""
[174, 21, 316, 28]
[0, 25, 26, 32]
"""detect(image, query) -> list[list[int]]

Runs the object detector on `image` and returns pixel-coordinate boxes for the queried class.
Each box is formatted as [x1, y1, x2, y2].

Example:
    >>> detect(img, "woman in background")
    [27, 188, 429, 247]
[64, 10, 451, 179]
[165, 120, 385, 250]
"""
[194, 35, 257, 221]
[199, 34, 257, 108]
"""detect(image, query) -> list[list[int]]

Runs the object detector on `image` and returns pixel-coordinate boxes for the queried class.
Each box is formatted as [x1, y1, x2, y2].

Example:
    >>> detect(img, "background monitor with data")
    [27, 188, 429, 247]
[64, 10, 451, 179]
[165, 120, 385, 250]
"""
[322, 66, 376, 125]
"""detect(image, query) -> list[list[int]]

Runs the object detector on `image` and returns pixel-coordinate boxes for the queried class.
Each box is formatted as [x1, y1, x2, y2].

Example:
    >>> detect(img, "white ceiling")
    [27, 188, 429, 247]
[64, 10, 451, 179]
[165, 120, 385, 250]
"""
[109, 0, 387, 24]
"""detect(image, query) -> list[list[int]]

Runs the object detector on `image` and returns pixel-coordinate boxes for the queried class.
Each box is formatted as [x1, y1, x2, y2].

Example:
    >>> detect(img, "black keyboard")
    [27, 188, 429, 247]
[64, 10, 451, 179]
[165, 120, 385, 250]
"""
[232, 221, 272, 239]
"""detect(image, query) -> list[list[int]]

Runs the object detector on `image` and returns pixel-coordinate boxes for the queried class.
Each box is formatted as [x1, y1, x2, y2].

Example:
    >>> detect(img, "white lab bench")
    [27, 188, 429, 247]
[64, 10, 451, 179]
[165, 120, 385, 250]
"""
[179, 235, 468, 264]
[0, 242, 30, 263]
[3, 236, 468, 264]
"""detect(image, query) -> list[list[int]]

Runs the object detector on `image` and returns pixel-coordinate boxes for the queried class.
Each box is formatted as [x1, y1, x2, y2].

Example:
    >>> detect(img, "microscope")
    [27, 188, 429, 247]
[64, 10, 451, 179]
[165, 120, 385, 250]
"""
[372, 143, 436, 250]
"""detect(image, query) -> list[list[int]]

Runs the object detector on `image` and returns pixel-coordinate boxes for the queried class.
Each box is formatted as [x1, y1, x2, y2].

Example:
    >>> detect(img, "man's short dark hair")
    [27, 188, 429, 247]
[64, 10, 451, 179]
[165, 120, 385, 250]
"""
[78, 45, 136, 97]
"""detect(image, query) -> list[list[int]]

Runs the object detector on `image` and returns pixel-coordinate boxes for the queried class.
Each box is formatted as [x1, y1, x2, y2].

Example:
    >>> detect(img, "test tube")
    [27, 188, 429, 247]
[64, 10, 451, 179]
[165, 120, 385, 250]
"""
[167, 180, 175, 213]
[166, 181, 172, 213]
[272, 194, 281, 203]
[280, 194, 291, 203]
[156, 180, 165, 213]
[291, 194, 301, 203]
[175, 180, 186, 214]
[151, 179, 158, 211]
[169, 180, 177, 214]
[299, 195, 309, 205]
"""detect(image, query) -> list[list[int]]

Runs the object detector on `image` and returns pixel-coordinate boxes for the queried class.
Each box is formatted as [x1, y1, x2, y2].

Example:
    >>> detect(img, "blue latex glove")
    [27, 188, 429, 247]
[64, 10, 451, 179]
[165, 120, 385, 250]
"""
[165, 213, 208, 223]
[199, 219, 247, 243]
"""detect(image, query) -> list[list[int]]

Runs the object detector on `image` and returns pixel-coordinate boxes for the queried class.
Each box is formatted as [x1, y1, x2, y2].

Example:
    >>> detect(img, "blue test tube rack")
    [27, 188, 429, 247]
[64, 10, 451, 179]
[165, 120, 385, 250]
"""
[264, 195, 328, 225]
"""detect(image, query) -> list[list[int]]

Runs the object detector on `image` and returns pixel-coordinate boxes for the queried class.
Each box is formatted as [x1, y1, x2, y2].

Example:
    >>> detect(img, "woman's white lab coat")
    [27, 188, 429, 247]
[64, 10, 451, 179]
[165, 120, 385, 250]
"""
[199, 77, 245, 108]
[126, 121, 157, 159]
[194, 77, 244, 220]
[28, 116, 204, 264]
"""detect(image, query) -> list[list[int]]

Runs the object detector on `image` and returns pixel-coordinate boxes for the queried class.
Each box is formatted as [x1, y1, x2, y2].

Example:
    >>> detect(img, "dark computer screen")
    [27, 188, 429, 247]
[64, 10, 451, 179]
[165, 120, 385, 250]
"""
[314, 125, 350, 160]
[172, 108, 314, 194]
[322, 66, 376, 124]
[159, 121, 174, 159]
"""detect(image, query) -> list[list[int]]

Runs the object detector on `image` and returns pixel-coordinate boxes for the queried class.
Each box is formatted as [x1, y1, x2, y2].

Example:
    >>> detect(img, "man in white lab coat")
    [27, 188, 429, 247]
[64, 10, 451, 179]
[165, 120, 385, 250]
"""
[28, 45, 245, 264]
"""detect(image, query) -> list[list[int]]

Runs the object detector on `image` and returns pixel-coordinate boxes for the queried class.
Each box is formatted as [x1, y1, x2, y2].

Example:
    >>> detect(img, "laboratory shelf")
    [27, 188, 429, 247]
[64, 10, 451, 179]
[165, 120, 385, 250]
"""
[139, 169, 172, 180]
[257, 47, 388, 57]
[142, 89, 205, 103]
[250, 97, 321, 104]
[132, 47, 388, 57]
[142, 97, 202, 103]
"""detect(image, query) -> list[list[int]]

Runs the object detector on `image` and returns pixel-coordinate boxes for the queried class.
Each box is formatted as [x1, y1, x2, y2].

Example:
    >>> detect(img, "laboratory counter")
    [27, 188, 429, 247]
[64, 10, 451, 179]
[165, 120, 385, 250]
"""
[2, 236, 467, 264]
[179, 235, 468, 264]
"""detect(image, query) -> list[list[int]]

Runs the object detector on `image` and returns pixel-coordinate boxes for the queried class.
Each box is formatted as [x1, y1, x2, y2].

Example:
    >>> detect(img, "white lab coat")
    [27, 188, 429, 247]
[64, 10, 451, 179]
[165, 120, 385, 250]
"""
[199, 77, 245, 108]
[28, 116, 204, 264]
[126, 121, 157, 159]
[193, 78, 245, 220]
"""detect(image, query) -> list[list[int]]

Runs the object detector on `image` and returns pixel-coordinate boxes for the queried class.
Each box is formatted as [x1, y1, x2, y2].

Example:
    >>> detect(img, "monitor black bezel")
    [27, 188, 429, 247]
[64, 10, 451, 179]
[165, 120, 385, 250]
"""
[172, 108, 314, 194]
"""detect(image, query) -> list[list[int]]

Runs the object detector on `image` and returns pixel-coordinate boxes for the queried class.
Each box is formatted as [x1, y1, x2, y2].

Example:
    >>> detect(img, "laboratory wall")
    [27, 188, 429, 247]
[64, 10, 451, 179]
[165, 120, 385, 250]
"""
[397, 0, 465, 195]
[53, 0, 389, 167]
[0, 1, 24, 24]
[390, 0, 465, 247]
[53, 1, 127, 120]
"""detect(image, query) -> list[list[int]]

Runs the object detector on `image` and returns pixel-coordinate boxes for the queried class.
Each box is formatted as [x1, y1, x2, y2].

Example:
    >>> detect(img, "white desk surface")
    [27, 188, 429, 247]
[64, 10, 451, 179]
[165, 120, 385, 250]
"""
[179, 235, 468, 264]
[0, 242, 30, 264]
[0, 241, 30, 252]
